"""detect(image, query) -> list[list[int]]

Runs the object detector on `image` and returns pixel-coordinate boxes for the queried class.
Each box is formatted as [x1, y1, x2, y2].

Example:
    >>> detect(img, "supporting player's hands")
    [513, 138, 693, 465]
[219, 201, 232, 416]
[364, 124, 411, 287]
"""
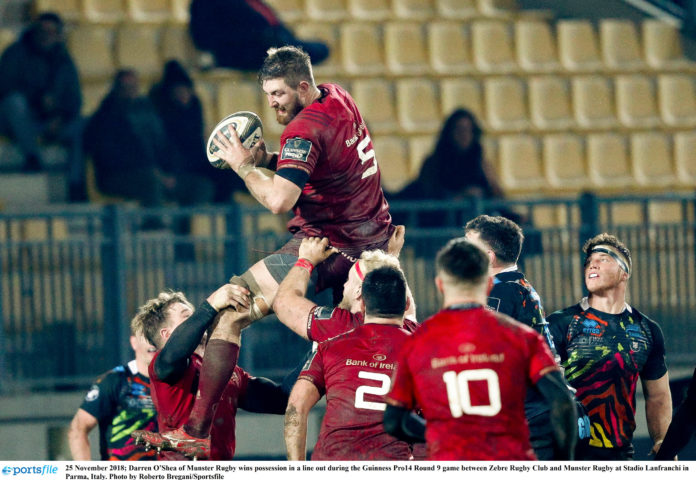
[298, 237, 339, 267]
[207, 283, 251, 313]
[387, 225, 406, 257]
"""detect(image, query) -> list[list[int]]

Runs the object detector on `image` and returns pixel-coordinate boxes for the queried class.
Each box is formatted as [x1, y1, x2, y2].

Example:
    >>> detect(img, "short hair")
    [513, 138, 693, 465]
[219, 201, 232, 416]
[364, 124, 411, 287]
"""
[359, 249, 401, 276]
[464, 214, 524, 264]
[583, 233, 632, 275]
[132, 290, 193, 349]
[361, 266, 407, 318]
[258, 46, 315, 89]
[436, 237, 489, 287]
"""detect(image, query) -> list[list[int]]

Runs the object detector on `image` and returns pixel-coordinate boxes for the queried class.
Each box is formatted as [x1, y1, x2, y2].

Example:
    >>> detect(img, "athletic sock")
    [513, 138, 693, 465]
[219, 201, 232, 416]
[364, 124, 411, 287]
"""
[184, 339, 240, 438]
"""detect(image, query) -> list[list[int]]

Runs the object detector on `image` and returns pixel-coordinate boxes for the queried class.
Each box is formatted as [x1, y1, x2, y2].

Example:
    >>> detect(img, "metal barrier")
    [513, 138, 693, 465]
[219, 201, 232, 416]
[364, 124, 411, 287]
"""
[1, 192, 695, 392]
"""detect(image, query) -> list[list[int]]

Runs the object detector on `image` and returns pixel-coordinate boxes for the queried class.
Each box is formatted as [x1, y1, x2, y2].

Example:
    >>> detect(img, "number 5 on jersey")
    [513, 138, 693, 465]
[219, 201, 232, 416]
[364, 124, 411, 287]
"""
[358, 136, 377, 179]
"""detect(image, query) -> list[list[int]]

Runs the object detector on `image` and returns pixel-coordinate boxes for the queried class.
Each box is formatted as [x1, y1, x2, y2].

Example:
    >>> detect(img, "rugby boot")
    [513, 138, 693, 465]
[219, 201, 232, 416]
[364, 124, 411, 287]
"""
[131, 429, 170, 453]
[159, 426, 211, 460]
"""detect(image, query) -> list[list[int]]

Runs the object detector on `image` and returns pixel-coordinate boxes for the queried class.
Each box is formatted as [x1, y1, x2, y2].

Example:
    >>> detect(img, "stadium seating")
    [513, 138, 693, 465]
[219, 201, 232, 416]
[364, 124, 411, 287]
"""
[498, 134, 545, 193]
[615, 74, 661, 128]
[305, 0, 349, 22]
[347, 0, 393, 21]
[33, 0, 82, 21]
[599, 19, 646, 72]
[528, 76, 574, 131]
[557, 20, 603, 72]
[396, 79, 441, 133]
[385, 22, 430, 75]
[571, 75, 619, 130]
[436, 0, 479, 19]
[340, 22, 385, 76]
[114, 23, 161, 80]
[372, 136, 410, 193]
[674, 131, 696, 187]
[630, 132, 675, 188]
[127, 0, 171, 23]
[542, 133, 588, 191]
[428, 21, 475, 75]
[472, 20, 518, 73]
[515, 19, 561, 73]
[83, 0, 127, 24]
[484, 77, 531, 132]
[351, 79, 399, 134]
[658, 74, 696, 127]
[393, 0, 436, 20]
[67, 24, 116, 82]
[440, 78, 485, 126]
[587, 133, 633, 189]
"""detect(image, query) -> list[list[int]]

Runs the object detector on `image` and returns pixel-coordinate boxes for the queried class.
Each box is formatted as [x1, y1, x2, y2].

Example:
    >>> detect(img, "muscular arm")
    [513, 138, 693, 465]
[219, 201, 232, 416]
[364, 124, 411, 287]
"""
[534, 370, 578, 460]
[242, 168, 302, 214]
[273, 237, 338, 339]
[643, 373, 673, 455]
[154, 302, 219, 383]
[67, 409, 98, 460]
[239, 376, 289, 414]
[284, 379, 321, 460]
[273, 266, 316, 340]
[383, 404, 426, 444]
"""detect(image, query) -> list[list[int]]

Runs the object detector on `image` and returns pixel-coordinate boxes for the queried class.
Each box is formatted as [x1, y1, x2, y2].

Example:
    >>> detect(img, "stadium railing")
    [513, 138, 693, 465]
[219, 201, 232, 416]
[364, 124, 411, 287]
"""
[1, 192, 695, 392]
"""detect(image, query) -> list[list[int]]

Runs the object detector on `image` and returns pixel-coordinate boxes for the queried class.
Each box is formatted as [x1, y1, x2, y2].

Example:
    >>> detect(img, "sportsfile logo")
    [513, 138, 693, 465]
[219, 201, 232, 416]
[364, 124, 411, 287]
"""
[2, 465, 58, 476]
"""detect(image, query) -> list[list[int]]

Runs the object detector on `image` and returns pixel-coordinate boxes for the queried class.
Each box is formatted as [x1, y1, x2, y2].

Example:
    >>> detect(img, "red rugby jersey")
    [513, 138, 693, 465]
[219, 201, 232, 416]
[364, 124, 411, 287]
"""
[278, 83, 391, 248]
[307, 305, 419, 343]
[300, 323, 413, 460]
[387, 306, 559, 461]
[148, 352, 251, 460]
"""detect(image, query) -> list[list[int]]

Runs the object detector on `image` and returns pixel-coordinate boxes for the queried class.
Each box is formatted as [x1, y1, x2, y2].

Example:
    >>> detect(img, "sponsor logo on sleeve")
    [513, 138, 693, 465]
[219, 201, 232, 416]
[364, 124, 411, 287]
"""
[281, 137, 312, 163]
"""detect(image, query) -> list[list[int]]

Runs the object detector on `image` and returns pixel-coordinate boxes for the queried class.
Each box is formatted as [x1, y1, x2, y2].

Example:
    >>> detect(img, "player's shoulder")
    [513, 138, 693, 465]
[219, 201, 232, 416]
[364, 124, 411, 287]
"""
[489, 310, 538, 336]
[546, 303, 583, 323]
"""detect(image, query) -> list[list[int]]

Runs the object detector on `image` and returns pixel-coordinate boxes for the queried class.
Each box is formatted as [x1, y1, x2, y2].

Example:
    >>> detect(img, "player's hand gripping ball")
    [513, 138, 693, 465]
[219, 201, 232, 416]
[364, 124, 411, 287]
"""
[206, 111, 263, 169]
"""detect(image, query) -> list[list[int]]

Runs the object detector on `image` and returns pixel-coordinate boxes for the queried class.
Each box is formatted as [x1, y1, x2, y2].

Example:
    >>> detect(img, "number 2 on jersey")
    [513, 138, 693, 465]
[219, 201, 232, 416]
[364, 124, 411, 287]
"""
[357, 136, 378, 179]
[355, 371, 391, 411]
[442, 369, 502, 418]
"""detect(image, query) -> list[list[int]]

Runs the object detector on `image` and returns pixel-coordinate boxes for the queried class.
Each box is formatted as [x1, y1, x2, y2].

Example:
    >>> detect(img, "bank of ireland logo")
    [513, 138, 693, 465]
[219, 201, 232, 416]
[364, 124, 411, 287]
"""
[2, 466, 12, 475]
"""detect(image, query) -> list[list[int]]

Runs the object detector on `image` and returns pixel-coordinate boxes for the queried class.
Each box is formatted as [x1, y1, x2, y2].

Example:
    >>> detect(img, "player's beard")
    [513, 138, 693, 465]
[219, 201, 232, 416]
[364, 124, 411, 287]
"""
[275, 94, 303, 125]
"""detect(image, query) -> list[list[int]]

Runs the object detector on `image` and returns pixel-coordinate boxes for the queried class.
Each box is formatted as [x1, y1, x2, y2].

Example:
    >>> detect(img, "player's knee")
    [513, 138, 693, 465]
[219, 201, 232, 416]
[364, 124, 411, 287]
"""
[229, 272, 270, 322]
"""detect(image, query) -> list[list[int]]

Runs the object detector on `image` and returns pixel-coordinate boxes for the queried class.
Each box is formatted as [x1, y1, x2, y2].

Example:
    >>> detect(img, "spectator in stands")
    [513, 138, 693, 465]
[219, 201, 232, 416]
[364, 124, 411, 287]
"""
[547, 233, 672, 460]
[0, 12, 84, 200]
[189, 0, 329, 71]
[390, 109, 522, 228]
[149, 60, 242, 203]
[68, 322, 158, 461]
[85, 69, 212, 210]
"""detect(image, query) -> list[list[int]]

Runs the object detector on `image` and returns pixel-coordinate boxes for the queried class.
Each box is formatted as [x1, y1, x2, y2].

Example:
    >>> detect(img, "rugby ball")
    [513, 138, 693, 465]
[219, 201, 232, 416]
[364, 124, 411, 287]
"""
[206, 111, 263, 169]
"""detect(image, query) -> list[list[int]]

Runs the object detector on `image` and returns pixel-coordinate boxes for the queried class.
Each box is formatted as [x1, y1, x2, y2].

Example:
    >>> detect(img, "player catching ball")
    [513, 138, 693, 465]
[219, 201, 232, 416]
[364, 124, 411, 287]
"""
[141, 45, 395, 457]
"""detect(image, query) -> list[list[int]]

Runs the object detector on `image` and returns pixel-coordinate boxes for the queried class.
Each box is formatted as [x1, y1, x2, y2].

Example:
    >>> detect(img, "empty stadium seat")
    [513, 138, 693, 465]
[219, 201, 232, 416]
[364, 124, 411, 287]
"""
[340, 23, 385, 76]
[305, 0, 349, 21]
[81, 81, 110, 116]
[67, 25, 116, 82]
[396, 79, 440, 133]
[373, 136, 411, 193]
[543, 133, 588, 191]
[528, 76, 574, 131]
[171, 0, 191, 23]
[217, 80, 262, 120]
[385, 22, 429, 75]
[642, 19, 696, 72]
[33, 0, 82, 22]
[393, 0, 436, 19]
[557, 20, 602, 72]
[478, 0, 518, 18]
[658, 74, 696, 127]
[471, 20, 518, 74]
[294, 23, 341, 76]
[0, 28, 16, 55]
[440, 78, 485, 126]
[127, 0, 171, 23]
[498, 134, 545, 193]
[347, 0, 393, 21]
[351, 79, 398, 134]
[114, 24, 161, 80]
[515, 19, 561, 73]
[587, 133, 632, 188]
[615, 74, 660, 128]
[674, 131, 696, 187]
[630, 132, 674, 188]
[484, 77, 531, 132]
[408, 135, 434, 175]
[571, 75, 618, 129]
[647, 200, 684, 224]
[160, 24, 197, 69]
[83, 0, 126, 24]
[674, 131, 696, 189]
[436, 0, 479, 19]
[599, 19, 645, 72]
[264, 0, 304, 23]
[428, 22, 475, 75]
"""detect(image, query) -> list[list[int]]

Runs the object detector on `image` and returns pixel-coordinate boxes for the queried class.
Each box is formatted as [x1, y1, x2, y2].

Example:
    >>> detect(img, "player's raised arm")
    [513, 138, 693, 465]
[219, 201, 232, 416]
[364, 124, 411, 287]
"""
[284, 379, 321, 460]
[273, 237, 338, 339]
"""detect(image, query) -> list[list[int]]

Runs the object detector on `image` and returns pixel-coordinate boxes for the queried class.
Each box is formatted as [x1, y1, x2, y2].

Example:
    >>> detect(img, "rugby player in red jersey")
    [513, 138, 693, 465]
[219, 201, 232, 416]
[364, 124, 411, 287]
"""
[129, 285, 288, 460]
[284, 266, 414, 460]
[384, 238, 577, 460]
[157, 45, 395, 456]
